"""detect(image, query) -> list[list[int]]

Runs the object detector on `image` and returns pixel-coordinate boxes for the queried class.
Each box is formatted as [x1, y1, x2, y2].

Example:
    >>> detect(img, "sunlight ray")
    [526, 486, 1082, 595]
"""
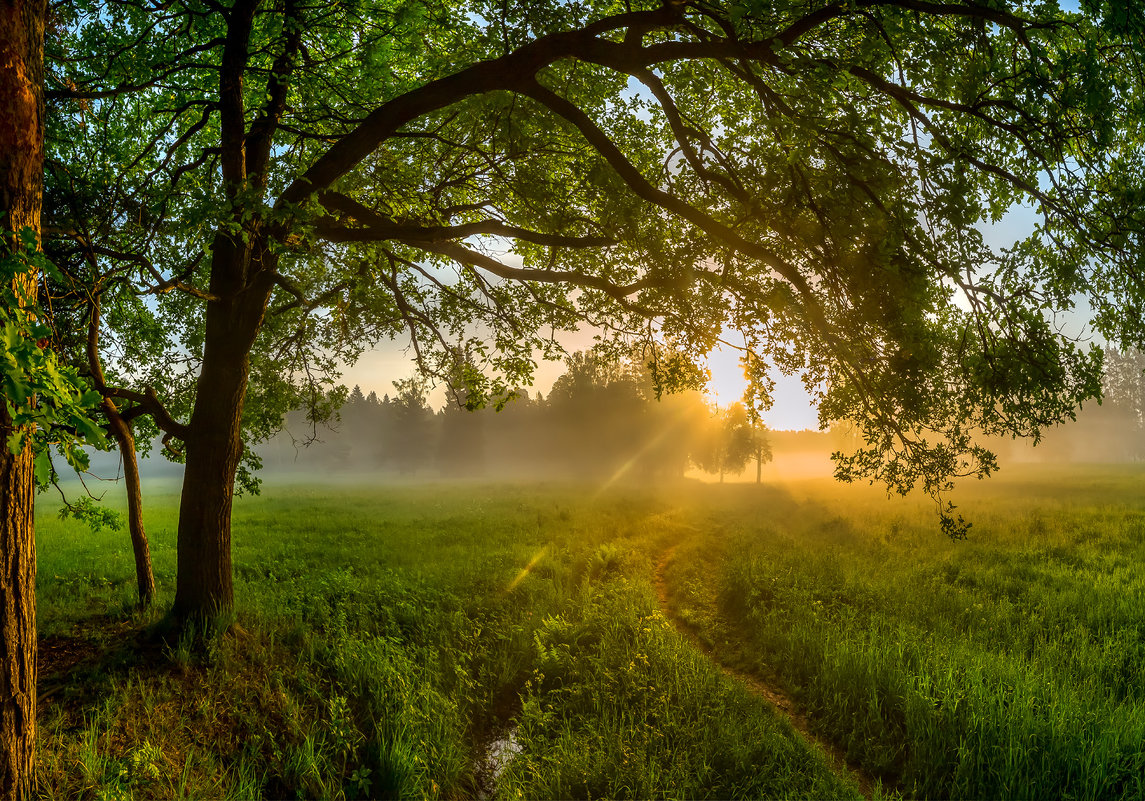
[508, 545, 549, 591]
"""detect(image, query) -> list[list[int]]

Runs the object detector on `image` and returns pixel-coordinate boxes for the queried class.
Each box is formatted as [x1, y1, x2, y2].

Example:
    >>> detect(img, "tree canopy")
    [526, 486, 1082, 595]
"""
[37, 0, 1145, 617]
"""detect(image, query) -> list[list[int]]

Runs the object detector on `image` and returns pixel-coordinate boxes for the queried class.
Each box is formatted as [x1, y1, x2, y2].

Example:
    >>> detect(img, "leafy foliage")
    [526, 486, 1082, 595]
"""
[1, 227, 106, 486]
[41, 0, 1145, 521]
[693, 402, 757, 478]
[56, 495, 121, 532]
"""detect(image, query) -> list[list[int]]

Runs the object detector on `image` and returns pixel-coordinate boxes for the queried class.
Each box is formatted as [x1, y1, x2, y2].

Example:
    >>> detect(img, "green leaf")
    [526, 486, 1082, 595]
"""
[6, 430, 25, 456]
[33, 451, 51, 486]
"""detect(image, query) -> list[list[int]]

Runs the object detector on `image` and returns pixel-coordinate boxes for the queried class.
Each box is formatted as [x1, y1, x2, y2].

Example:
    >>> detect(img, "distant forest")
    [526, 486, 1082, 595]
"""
[260, 348, 776, 481]
[999, 348, 1145, 464]
[260, 347, 1145, 478]
[100, 347, 1145, 484]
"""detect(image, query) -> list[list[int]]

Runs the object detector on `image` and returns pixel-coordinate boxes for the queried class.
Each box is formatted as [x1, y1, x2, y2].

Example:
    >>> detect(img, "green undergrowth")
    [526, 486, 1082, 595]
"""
[33, 479, 853, 799]
[666, 466, 1145, 800]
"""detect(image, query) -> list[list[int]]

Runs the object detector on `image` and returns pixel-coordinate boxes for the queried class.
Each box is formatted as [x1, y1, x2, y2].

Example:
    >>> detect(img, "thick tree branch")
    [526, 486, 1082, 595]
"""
[277, 5, 683, 207]
[412, 238, 660, 318]
[315, 191, 615, 248]
[517, 81, 805, 291]
[219, 0, 259, 187]
[104, 385, 190, 441]
[246, 0, 302, 184]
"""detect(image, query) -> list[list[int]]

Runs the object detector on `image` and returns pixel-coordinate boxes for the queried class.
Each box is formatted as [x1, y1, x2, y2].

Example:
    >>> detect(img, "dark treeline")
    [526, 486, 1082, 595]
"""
[93, 348, 1145, 485]
[259, 348, 772, 482]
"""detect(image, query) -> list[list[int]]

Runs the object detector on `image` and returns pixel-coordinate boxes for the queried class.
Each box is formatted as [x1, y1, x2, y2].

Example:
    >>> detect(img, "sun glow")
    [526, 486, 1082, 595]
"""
[703, 340, 821, 431]
[702, 342, 749, 407]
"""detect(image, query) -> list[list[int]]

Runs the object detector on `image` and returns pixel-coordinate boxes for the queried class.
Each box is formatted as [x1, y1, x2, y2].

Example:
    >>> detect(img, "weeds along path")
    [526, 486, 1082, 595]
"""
[654, 545, 876, 800]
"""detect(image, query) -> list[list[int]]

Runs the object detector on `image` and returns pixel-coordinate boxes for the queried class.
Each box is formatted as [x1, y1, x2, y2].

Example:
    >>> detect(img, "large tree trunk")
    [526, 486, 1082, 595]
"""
[171, 0, 291, 626]
[0, 1, 46, 797]
[171, 359, 244, 621]
[0, 437, 34, 801]
[171, 238, 273, 623]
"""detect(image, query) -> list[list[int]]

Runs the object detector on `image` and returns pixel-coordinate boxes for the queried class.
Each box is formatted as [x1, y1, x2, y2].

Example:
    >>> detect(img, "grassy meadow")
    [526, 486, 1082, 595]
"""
[31, 465, 1145, 799]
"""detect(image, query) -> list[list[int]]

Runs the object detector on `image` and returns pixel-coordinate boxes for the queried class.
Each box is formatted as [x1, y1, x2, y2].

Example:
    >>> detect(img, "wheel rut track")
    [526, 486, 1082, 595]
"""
[654, 544, 876, 800]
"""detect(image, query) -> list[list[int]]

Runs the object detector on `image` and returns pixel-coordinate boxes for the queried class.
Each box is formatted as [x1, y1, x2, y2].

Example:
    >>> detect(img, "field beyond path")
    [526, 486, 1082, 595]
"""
[31, 465, 1145, 799]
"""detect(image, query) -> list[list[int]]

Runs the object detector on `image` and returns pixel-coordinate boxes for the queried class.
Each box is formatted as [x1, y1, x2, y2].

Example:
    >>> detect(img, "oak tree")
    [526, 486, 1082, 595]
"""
[43, 0, 1145, 623]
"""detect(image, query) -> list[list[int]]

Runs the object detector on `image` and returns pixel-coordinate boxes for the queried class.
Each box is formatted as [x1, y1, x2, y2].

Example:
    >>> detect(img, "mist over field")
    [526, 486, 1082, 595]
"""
[87, 347, 1145, 488]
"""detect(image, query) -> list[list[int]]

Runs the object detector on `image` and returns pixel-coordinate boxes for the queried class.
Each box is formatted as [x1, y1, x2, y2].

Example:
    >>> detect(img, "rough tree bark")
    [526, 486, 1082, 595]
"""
[0, 0, 46, 797]
[171, 238, 275, 622]
[108, 413, 154, 607]
[0, 430, 35, 801]
[170, 0, 285, 624]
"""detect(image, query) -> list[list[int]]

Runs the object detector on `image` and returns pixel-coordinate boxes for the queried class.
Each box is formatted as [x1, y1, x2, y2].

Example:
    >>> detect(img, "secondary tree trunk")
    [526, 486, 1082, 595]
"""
[89, 298, 156, 608]
[107, 411, 155, 607]
[171, 237, 273, 624]
[0, 1, 46, 797]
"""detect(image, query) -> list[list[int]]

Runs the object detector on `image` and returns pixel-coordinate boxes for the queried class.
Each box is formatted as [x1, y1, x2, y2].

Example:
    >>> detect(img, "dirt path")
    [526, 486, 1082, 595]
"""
[654, 545, 876, 800]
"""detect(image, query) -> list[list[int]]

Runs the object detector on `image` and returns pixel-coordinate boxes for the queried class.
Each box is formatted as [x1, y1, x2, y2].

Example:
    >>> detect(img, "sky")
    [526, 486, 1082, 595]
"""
[338, 202, 1050, 431]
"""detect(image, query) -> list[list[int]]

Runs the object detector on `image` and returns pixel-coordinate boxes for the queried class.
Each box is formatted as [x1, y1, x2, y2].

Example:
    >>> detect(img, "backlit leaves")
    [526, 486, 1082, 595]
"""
[1, 228, 107, 487]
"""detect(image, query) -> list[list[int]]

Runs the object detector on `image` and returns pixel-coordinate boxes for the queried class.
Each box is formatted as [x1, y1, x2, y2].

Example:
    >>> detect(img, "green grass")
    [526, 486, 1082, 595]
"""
[35, 466, 1145, 799]
[666, 465, 1145, 800]
[33, 479, 858, 800]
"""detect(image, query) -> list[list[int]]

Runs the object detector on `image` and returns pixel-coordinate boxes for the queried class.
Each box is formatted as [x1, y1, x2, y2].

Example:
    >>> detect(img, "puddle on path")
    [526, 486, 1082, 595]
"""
[475, 726, 522, 799]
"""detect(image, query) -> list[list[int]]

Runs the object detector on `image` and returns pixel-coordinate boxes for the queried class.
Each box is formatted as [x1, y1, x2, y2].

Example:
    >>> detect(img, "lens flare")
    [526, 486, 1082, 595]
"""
[594, 403, 697, 496]
[508, 545, 549, 591]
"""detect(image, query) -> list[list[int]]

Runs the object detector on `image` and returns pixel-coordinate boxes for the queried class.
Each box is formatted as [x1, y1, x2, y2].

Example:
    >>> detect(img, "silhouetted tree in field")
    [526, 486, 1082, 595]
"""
[693, 402, 755, 482]
[749, 424, 774, 484]
[1099, 349, 1145, 460]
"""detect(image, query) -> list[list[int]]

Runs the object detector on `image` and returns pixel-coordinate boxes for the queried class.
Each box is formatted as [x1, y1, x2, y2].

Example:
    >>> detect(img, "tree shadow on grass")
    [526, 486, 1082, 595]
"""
[37, 613, 179, 723]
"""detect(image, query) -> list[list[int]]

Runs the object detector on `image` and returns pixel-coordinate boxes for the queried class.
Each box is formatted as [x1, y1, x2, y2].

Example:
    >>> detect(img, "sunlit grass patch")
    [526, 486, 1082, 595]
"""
[500, 579, 863, 799]
[670, 466, 1145, 799]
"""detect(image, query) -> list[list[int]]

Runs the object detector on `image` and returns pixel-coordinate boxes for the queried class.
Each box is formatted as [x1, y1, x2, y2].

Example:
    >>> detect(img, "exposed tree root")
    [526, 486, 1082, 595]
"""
[654, 545, 877, 800]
